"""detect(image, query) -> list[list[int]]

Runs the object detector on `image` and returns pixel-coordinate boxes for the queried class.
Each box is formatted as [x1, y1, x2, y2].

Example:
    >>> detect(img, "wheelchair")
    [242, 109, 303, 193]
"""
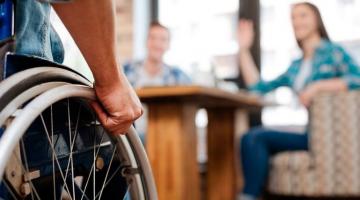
[0, 1, 157, 200]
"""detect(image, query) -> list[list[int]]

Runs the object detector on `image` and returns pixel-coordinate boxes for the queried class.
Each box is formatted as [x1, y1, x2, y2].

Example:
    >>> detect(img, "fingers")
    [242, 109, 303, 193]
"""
[238, 19, 255, 49]
[92, 79, 143, 135]
[90, 100, 141, 135]
[132, 106, 144, 121]
[238, 19, 254, 35]
[103, 118, 132, 135]
[238, 20, 254, 38]
[90, 101, 108, 125]
[299, 94, 311, 107]
[239, 19, 253, 28]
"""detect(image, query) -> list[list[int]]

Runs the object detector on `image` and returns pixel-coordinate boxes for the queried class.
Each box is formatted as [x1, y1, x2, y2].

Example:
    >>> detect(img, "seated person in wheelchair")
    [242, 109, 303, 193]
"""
[14, 0, 143, 135]
[237, 2, 360, 200]
[0, 0, 148, 199]
[124, 21, 191, 140]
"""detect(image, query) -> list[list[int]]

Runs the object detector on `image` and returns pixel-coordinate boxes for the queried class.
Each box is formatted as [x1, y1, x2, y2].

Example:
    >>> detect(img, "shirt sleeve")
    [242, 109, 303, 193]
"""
[248, 66, 292, 95]
[334, 46, 360, 90]
[122, 63, 137, 87]
[173, 68, 192, 85]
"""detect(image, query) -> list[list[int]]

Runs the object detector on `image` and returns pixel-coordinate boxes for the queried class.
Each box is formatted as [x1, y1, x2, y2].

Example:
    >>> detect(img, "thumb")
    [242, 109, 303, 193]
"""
[90, 101, 108, 126]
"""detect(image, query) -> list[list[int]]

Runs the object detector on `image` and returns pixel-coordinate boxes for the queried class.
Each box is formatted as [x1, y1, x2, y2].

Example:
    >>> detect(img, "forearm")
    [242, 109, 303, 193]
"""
[313, 78, 348, 93]
[53, 0, 124, 87]
[239, 49, 260, 86]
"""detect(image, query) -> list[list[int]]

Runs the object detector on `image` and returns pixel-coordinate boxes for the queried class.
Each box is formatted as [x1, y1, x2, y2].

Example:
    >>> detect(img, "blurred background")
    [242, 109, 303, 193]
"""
[51, 0, 360, 132]
[42, 2, 360, 198]
[42, 1, 360, 199]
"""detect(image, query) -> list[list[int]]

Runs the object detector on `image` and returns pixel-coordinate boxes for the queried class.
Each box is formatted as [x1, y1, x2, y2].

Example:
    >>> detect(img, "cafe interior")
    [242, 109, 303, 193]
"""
[51, 0, 360, 199]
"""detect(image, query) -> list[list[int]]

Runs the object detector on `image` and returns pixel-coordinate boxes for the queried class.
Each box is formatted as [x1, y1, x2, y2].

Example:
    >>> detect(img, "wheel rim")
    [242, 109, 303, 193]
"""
[0, 85, 156, 200]
[0, 67, 92, 111]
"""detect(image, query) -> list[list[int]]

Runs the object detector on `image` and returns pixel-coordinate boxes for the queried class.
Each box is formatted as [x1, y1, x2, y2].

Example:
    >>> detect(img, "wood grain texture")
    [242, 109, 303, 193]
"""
[206, 108, 237, 200]
[146, 103, 200, 200]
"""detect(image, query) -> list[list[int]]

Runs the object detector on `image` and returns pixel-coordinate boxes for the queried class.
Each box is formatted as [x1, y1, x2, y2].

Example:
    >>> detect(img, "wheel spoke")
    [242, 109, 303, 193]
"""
[63, 104, 82, 186]
[20, 139, 42, 200]
[67, 99, 76, 200]
[1, 138, 43, 200]
[51, 105, 57, 200]
[80, 129, 105, 200]
[48, 102, 81, 200]
[74, 183, 91, 200]
[7, 149, 42, 200]
[67, 105, 82, 181]
[40, 114, 73, 200]
[73, 104, 82, 141]
[96, 146, 118, 200]
[18, 137, 34, 200]
[98, 165, 122, 192]
[92, 118, 96, 200]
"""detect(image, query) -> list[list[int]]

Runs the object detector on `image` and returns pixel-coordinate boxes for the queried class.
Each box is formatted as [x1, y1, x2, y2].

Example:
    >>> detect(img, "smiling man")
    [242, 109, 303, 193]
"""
[124, 22, 191, 88]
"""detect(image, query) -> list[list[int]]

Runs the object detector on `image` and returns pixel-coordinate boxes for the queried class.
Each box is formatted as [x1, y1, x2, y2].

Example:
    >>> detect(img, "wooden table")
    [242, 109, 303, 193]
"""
[137, 86, 264, 200]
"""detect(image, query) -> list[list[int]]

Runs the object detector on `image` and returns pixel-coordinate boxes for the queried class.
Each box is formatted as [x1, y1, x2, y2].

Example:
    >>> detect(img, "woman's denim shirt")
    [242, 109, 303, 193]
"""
[250, 40, 360, 94]
[15, 0, 64, 63]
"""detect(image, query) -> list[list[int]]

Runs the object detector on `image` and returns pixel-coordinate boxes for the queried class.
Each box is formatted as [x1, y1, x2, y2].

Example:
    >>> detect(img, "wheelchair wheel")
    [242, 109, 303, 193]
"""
[0, 67, 157, 200]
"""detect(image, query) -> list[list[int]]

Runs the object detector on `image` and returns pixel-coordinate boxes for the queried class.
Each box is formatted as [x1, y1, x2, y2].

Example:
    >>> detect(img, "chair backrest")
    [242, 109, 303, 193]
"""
[309, 91, 360, 188]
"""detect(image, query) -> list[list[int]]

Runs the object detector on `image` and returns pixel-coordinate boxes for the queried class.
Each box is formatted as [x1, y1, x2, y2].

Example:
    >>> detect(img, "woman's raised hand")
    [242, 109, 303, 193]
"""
[238, 19, 255, 50]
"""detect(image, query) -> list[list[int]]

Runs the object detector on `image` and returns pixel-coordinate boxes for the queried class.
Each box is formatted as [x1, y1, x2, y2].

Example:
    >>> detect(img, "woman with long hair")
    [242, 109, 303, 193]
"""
[238, 2, 360, 200]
